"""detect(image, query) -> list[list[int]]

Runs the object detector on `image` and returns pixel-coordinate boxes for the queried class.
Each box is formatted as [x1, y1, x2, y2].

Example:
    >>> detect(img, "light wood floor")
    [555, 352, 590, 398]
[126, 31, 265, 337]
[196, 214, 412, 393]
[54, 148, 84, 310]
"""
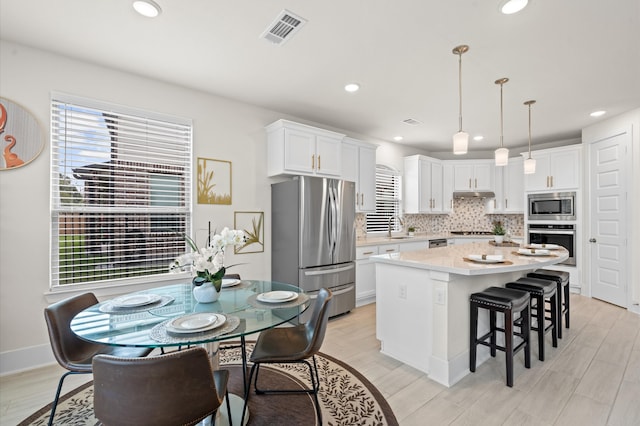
[1, 294, 639, 425]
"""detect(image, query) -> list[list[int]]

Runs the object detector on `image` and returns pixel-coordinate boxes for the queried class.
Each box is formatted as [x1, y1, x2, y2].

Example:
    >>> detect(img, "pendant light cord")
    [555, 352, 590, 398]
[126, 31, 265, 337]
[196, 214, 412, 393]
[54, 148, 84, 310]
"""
[458, 52, 463, 132]
[499, 83, 504, 148]
[527, 102, 533, 159]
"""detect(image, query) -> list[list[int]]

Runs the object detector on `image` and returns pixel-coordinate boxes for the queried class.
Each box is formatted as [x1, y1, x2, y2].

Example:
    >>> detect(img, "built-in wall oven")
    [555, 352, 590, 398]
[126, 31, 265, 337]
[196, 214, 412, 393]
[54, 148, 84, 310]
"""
[528, 192, 576, 221]
[528, 224, 576, 266]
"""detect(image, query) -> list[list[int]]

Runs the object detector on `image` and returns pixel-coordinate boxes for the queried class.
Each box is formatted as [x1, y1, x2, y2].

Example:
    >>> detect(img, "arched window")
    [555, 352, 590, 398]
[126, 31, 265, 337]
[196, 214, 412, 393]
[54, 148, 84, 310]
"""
[366, 165, 402, 233]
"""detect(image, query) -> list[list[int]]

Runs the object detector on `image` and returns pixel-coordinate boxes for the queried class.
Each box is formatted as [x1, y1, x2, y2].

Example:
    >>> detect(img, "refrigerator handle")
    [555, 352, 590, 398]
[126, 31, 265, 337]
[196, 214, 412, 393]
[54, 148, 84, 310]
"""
[329, 185, 338, 259]
[303, 264, 355, 276]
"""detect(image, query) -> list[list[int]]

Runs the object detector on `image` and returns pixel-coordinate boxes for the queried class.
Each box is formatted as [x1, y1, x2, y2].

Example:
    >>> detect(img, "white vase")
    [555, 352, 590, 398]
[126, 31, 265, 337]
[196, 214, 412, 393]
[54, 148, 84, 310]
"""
[192, 280, 221, 303]
[494, 235, 504, 244]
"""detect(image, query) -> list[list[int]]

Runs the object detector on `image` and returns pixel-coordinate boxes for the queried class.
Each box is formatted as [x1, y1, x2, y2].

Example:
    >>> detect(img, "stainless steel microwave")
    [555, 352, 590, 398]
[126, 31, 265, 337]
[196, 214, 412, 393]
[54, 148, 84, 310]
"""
[528, 192, 576, 221]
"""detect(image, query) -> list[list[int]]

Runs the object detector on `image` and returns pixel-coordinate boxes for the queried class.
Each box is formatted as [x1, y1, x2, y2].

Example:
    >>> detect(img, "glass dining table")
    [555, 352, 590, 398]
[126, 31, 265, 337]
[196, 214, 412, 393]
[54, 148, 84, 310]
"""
[70, 279, 310, 426]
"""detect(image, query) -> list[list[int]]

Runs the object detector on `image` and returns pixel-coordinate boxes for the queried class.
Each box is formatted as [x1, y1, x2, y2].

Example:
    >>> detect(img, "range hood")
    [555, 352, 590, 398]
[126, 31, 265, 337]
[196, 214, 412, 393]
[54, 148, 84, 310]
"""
[453, 191, 495, 199]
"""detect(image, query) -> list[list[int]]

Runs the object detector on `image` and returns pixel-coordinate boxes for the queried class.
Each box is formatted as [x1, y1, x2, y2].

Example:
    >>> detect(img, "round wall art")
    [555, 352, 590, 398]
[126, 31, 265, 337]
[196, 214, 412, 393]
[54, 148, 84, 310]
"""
[0, 97, 46, 170]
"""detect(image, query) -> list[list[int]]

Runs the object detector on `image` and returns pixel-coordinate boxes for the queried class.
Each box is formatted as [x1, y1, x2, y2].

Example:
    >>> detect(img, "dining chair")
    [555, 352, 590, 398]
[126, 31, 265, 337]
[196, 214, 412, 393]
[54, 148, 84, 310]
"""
[93, 347, 231, 426]
[44, 292, 153, 426]
[241, 287, 333, 425]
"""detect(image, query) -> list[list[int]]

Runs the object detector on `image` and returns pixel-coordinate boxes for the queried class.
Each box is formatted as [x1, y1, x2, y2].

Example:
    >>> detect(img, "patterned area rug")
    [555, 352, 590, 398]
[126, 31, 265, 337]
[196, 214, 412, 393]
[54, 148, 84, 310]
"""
[19, 343, 398, 426]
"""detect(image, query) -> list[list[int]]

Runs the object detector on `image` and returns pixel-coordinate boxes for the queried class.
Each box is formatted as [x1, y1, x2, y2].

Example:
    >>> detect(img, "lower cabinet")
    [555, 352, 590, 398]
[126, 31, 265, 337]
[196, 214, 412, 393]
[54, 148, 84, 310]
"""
[355, 246, 379, 306]
[356, 243, 401, 306]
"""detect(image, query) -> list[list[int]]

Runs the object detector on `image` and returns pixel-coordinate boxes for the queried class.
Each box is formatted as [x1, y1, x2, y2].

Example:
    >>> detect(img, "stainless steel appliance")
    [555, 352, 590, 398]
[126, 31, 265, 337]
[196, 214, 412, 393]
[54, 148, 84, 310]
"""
[528, 192, 576, 221]
[528, 224, 576, 266]
[428, 238, 448, 248]
[271, 176, 356, 319]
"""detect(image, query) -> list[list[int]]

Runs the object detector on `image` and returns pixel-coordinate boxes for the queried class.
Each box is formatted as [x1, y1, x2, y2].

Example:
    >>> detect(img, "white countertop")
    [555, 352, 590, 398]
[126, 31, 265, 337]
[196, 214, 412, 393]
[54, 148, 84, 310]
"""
[356, 233, 523, 247]
[370, 241, 568, 276]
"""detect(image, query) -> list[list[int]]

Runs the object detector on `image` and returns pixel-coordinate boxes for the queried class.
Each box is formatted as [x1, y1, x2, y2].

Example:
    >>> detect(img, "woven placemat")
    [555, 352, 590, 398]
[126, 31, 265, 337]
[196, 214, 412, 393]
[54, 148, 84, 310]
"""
[512, 251, 558, 258]
[247, 292, 310, 309]
[463, 257, 513, 265]
[98, 295, 175, 314]
[149, 314, 240, 344]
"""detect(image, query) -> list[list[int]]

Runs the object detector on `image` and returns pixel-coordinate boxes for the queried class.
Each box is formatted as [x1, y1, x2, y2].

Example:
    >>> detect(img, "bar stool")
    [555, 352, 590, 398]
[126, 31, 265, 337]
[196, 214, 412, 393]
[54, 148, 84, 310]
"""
[505, 277, 558, 361]
[470, 286, 531, 387]
[527, 269, 570, 338]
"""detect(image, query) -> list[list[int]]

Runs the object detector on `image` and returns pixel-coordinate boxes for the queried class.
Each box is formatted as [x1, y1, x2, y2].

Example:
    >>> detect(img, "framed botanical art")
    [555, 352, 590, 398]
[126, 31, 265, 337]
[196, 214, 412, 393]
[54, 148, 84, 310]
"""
[234, 211, 264, 254]
[197, 157, 232, 205]
[0, 97, 46, 170]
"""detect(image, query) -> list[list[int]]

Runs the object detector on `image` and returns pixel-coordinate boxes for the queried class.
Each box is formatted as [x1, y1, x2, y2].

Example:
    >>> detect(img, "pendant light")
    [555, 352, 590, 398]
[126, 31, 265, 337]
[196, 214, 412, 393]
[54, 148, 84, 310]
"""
[524, 100, 537, 174]
[494, 78, 509, 166]
[452, 45, 469, 155]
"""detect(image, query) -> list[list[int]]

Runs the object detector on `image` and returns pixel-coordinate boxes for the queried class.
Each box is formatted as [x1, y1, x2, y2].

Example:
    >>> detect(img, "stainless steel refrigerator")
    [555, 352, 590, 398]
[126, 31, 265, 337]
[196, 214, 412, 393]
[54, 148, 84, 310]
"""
[271, 176, 356, 319]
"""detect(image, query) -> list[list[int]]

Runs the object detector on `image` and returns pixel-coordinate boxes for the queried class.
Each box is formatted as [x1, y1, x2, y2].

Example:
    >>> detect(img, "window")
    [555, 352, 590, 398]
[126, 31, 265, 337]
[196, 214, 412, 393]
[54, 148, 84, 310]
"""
[366, 165, 402, 233]
[50, 94, 192, 287]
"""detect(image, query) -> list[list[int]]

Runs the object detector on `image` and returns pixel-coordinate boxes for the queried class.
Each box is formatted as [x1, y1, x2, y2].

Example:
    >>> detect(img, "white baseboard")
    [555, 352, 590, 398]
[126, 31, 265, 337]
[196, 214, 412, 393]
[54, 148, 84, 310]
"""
[0, 344, 56, 377]
[355, 295, 375, 307]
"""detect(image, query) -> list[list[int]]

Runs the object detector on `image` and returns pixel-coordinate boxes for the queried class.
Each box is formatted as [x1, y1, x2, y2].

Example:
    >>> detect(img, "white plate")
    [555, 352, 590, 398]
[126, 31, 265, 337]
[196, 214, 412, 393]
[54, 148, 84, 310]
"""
[257, 291, 298, 303]
[166, 313, 226, 334]
[111, 294, 161, 308]
[526, 243, 560, 250]
[465, 255, 504, 264]
[221, 278, 241, 288]
[518, 248, 551, 256]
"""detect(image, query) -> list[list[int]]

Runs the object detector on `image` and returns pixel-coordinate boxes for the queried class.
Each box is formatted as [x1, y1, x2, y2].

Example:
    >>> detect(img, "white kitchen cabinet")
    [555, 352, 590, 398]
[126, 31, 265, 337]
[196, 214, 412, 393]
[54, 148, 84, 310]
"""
[442, 164, 454, 213]
[403, 155, 445, 214]
[452, 161, 494, 192]
[266, 119, 345, 177]
[486, 157, 525, 213]
[355, 246, 379, 306]
[523, 145, 581, 191]
[342, 137, 377, 212]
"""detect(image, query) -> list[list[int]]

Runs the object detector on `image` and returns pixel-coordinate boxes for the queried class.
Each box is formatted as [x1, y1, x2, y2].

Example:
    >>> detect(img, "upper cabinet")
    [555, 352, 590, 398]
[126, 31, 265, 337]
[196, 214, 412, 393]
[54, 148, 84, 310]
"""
[404, 155, 446, 214]
[451, 160, 494, 191]
[266, 119, 345, 177]
[486, 157, 525, 213]
[523, 145, 581, 191]
[342, 137, 377, 212]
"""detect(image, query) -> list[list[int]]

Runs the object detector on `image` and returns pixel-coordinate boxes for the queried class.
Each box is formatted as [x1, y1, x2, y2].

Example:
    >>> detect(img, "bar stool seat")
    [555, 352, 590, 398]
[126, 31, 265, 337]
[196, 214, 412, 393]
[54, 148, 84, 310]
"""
[527, 269, 570, 338]
[470, 286, 531, 387]
[506, 277, 558, 361]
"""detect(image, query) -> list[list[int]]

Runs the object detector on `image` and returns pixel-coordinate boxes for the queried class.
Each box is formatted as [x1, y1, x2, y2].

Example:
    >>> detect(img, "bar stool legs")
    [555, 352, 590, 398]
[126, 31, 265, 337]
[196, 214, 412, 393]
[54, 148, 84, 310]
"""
[470, 286, 531, 387]
[528, 269, 570, 338]
[506, 277, 558, 361]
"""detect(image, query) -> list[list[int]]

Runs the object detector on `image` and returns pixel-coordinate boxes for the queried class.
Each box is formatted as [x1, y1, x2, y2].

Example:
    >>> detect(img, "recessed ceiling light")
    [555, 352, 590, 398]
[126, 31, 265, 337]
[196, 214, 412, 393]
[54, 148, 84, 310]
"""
[500, 0, 528, 15]
[590, 110, 606, 117]
[344, 83, 360, 93]
[473, 135, 484, 141]
[133, 0, 161, 18]
[393, 136, 404, 142]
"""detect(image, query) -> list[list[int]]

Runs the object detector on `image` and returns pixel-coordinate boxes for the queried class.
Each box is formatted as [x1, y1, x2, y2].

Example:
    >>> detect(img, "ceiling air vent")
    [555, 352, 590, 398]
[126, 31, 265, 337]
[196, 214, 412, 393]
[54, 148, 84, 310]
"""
[260, 9, 307, 45]
[403, 118, 421, 125]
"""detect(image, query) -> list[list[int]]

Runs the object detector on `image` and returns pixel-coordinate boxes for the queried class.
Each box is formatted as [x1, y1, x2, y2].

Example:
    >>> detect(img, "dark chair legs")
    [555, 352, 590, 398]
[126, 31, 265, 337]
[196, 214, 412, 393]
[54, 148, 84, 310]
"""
[242, 356, 323, 425]
[506, 277, 558, 361]
[48, 371, 89, 426]
[470, 286, 531, 387]
[528, 269, 570, 338]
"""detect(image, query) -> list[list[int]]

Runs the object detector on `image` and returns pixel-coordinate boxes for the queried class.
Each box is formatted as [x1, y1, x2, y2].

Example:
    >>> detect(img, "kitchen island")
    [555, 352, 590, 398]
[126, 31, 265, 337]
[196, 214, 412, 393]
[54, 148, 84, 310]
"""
[372, 241, 569, 387]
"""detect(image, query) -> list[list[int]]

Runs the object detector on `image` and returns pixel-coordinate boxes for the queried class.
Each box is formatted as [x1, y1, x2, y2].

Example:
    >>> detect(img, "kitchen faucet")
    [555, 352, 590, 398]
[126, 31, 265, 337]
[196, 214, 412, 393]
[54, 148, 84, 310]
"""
[387, 215, 404, 237]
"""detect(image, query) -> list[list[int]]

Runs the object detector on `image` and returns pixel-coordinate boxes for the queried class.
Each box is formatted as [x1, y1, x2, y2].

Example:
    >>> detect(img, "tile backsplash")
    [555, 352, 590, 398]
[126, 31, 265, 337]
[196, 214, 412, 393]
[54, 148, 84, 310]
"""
[356, 198, 524, 237]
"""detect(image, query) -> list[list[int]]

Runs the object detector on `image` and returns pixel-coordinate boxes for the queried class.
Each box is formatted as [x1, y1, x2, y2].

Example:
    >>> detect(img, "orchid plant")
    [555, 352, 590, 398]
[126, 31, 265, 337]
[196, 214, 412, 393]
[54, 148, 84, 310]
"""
[170, 227, 246, 292]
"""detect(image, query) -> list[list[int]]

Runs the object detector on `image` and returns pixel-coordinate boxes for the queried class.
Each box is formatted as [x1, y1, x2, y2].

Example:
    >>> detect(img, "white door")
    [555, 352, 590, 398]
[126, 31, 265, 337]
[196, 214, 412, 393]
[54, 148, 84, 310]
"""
[589, 132, 629, 307]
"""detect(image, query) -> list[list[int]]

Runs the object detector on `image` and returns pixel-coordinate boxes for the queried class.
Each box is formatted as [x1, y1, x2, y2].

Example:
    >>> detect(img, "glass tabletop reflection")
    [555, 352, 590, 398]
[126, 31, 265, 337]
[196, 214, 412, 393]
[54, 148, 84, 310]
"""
[70, 280, 309, 348]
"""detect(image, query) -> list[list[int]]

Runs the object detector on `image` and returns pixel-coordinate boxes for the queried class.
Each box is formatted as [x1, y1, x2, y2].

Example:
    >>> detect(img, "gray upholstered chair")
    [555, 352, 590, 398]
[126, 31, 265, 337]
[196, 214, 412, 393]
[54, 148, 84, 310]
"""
[93, 347, 231, 426]
[44, 292, 152, 426]
[241, 288, 333, 425]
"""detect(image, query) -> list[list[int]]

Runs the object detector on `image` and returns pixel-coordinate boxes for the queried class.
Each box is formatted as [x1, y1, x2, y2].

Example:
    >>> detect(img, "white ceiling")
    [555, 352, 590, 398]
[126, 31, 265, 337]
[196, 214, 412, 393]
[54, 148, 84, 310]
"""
[1, 0, 639, 156]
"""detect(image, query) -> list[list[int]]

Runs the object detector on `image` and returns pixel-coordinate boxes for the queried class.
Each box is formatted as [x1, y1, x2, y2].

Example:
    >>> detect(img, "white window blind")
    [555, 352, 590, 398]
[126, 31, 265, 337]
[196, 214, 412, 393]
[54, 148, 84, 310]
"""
[50, 95, 192, 287]
[366, 165, 402, 233]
